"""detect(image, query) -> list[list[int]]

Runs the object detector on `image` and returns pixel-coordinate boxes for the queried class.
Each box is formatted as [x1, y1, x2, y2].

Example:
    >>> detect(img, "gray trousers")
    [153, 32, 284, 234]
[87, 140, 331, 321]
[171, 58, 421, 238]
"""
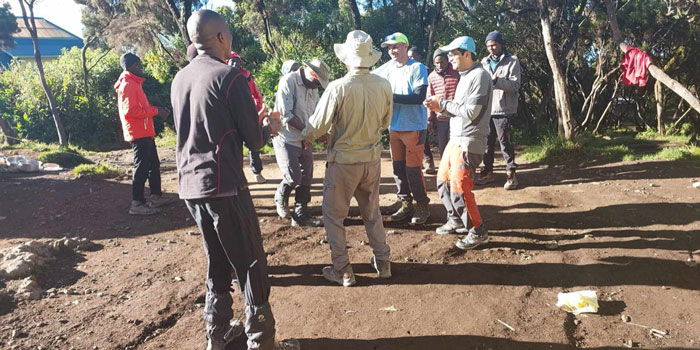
[483, 114, 517, 173]
[322, 160, 390, 271]
[185, 190, 275, 350]
[273, 137, 313, 211]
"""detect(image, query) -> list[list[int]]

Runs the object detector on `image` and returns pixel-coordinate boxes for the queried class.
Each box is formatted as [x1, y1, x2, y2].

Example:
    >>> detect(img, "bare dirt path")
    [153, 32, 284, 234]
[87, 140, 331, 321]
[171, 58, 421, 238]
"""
[1, 147, 699, 350]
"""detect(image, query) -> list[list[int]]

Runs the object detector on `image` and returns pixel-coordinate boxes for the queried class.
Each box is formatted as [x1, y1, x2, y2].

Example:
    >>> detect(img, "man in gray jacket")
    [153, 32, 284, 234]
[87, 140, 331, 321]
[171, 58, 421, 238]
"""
[475, 31, 521, 190]
[424, 36, 493, 250]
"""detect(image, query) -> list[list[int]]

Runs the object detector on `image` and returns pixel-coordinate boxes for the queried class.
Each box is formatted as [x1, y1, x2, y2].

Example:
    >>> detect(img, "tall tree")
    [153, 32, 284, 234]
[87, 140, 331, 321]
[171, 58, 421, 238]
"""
[0, 2, 18, 49]
[18, 0, 67, 146]
[163, 0, 193, 46]
[345, 0, 362, 29]
[538, 0, 574, 139]
[0, 2, 19, 144]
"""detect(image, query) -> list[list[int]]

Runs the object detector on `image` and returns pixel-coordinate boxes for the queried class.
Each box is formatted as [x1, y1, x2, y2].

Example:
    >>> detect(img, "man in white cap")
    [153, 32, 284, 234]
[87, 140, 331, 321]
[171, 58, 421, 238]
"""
[273, 58, 330, 227]
[303, 30, 393, 287]
[424, 36, 493, 251]
[373, 32, 431, 226]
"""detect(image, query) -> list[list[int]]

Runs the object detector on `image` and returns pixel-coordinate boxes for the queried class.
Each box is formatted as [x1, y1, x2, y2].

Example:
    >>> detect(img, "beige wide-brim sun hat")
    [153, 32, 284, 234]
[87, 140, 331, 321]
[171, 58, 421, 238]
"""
[333, 30, 382, 69]
[303, 58, 331, 89]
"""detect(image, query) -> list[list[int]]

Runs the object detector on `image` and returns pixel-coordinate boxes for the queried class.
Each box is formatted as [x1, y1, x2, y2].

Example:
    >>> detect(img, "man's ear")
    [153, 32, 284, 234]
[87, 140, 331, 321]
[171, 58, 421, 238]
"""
[216, 31, 224, 43]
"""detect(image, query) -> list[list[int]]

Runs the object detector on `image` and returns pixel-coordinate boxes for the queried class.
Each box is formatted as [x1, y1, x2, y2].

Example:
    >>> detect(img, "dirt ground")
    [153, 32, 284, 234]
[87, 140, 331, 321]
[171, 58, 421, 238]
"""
[1, 145, 699, 350]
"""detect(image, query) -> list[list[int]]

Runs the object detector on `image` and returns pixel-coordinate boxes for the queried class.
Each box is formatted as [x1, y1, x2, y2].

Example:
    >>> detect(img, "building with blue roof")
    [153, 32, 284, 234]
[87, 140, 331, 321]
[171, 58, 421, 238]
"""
[0, 17, 83, 67]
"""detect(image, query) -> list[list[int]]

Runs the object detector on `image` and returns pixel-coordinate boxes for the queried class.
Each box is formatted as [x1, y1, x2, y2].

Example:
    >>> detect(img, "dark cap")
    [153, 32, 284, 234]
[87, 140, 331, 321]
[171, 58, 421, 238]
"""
[485, 31, 504, 46]
[120, 52, 140, 70]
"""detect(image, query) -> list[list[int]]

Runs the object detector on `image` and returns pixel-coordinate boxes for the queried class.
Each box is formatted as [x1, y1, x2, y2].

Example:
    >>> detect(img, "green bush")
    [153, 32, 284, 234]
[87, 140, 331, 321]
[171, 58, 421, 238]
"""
[37, 149, 92, 168]
[0, 47, 174, 150]
[72, 162, 119, 178]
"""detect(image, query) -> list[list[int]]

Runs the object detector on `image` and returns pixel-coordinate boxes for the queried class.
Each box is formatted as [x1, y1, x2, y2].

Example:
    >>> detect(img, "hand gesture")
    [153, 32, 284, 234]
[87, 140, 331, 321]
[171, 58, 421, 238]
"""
[424, 96, 442, 113]
[264, 116, 282, 136]
[157, 106, 170, 118]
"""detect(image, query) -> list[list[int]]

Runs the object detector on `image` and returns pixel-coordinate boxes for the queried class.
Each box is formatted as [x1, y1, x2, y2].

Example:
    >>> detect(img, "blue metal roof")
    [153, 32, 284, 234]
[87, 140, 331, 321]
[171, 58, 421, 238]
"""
[0, 17, 83, 65]
[4, 37, 84, 58]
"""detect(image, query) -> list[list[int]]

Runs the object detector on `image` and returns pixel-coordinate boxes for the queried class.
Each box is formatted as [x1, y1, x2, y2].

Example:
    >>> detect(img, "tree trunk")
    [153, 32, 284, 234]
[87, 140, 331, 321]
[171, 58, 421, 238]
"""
[0, 116, 18, 145]
[256, 0, 279, 60]
[426, 0, 442, 66]
[19, 0, 67, 146]
[654, 80, 665, 134]
[538, 0, 574, 140]
[345, 0, 362, 29]
[367, 0, 373, 11]
[604, 0, 700, 116]
[164, 0, 191, 47]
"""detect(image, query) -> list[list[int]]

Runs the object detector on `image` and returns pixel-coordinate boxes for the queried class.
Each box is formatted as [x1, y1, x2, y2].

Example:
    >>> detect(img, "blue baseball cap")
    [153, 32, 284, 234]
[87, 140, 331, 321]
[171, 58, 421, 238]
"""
[439, 36, 477, 55]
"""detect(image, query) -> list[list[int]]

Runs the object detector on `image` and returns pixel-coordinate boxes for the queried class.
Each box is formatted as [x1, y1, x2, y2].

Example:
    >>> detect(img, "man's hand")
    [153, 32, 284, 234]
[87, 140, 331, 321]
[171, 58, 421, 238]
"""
[317, 134, 329, 145]
[303, 140, 313, 149]
[264, 116, 282, 135]
[157, 106, 170, 118]
[424, 96, 442, 113]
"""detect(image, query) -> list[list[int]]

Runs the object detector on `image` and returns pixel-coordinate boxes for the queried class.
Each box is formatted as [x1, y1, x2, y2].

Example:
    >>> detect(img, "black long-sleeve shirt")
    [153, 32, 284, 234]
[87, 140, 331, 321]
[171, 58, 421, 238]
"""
[171, 53, 270, 199]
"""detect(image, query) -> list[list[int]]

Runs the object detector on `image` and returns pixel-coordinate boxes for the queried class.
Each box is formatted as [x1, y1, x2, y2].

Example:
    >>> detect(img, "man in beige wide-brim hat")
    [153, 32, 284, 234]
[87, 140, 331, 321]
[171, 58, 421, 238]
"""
[272, 56, 330, 227]
[303, 30, 393, 287]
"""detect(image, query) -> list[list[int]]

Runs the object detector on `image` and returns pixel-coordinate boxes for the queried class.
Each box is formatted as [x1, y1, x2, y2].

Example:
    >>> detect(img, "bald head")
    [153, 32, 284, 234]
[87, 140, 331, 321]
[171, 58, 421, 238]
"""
[187, 9, 232, 62]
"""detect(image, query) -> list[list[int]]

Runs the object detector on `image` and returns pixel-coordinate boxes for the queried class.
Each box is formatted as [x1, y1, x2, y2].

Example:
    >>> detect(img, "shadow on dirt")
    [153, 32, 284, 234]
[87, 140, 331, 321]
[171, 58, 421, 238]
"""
[268, 256, 700, 290]
[0, 174, 191, 240]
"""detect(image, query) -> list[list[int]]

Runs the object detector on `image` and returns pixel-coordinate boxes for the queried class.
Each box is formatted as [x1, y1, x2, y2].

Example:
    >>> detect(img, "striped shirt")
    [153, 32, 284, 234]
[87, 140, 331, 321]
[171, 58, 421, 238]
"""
[426, 66, 460, 122]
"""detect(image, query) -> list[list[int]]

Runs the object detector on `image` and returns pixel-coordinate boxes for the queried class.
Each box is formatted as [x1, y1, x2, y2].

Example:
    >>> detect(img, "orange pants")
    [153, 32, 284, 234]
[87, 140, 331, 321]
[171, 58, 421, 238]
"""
[436, 140, 483, 228]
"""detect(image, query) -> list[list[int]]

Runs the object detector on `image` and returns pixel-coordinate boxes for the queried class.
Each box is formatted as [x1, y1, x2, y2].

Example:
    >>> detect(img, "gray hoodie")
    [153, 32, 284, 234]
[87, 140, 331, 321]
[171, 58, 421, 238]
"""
[481, 53, 521, 116]
[439, 63, 493, 155]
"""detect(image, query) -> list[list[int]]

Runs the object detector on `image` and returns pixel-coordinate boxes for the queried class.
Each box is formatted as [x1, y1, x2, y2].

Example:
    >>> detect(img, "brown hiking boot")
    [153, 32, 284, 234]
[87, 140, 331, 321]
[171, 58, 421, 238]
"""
[389, 200, 413, 221]
[410, 202, 430, 225]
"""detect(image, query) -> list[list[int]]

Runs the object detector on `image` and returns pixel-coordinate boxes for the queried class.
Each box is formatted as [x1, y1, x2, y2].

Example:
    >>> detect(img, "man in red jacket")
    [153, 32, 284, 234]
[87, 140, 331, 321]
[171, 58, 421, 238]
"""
[229, 52, 268, 184]
[115, 53, 170, 216]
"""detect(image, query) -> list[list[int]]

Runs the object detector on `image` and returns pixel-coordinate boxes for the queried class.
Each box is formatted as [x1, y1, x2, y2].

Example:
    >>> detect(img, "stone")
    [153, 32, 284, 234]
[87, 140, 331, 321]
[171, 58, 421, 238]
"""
[0, 241, 55, 280]
[17, 277, 42, 300]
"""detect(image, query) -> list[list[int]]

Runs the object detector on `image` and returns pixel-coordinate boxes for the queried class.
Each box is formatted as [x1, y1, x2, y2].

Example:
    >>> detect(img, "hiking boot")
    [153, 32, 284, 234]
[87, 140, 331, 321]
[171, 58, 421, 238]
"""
[389, 200, 413, 222]
[322, 265, 356, 287]
[292, 214, 323, 227]
[455, 225, 489, 250]
[410, 202, 430, 225]
[253, 173, 267, 184]
[274, 339, 301, 350]
[474, 171, 494, 185]
[504, 170, 518, 190]
[435, 218, 464, 235]
[423, 158, 437, 175]
[147, 194, 175, 208]
[129, 200, 158, 216]
[207, 320, 244, 350]
[370, 256, 391, 278]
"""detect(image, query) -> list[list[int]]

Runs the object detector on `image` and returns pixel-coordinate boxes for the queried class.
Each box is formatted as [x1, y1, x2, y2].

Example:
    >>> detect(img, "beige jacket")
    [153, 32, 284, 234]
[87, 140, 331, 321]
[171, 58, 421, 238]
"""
[303, 68, 392, 164]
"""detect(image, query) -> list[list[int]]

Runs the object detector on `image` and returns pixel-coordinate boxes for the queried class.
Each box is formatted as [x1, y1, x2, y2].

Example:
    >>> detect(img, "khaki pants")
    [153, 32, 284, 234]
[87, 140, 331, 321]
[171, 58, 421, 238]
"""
[322, 160, 391, 270]
[389, 130, 429, 204]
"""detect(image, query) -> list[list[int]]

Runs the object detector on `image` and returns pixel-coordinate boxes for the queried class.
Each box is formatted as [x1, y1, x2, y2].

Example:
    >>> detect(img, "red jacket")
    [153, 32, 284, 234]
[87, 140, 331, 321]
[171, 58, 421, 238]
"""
[427, 65, 460, 122]
[114, 71, 158, 142]
[241, 68, 263, 111]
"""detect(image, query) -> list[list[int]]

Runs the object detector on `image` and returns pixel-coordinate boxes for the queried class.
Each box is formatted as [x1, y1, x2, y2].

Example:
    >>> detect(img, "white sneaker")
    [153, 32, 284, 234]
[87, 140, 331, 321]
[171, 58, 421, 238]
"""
[504, 171, 518, 190]
[253, 173, 267, 184]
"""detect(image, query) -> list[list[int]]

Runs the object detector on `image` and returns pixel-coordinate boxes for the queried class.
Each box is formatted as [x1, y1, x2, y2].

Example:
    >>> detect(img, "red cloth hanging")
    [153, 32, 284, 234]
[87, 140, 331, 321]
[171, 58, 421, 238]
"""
[621, 45, 652, 87]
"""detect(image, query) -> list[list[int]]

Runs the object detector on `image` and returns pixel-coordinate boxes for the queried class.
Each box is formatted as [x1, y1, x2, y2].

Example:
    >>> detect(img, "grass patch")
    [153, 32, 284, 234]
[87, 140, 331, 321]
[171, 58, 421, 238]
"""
[72, 163, 120, 178]
[37, 149, 93, 168]
[155, 127, 177, 148]
[243, 143, 274, 156]
[521, 131, 700, 165]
